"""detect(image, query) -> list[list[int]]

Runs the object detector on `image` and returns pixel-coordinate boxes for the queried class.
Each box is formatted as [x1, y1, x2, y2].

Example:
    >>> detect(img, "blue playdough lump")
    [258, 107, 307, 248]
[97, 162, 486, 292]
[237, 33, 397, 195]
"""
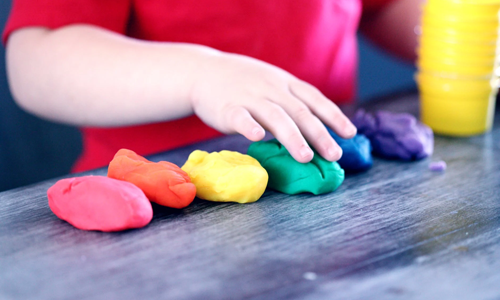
[326, 127, 373, 173]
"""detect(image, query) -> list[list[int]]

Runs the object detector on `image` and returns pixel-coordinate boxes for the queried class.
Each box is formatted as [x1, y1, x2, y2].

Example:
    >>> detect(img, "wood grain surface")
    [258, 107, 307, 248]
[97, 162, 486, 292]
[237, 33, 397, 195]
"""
[1, 93, 499, 300]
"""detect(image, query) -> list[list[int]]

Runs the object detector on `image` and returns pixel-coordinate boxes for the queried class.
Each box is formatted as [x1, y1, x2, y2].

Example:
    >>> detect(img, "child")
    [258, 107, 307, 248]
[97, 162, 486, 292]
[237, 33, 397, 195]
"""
[2, 0, 422, 172]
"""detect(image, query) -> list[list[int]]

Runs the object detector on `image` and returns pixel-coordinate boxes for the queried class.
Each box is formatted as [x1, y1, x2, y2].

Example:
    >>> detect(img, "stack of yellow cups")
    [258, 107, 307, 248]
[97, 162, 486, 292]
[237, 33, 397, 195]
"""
[416, 0, 500, 136]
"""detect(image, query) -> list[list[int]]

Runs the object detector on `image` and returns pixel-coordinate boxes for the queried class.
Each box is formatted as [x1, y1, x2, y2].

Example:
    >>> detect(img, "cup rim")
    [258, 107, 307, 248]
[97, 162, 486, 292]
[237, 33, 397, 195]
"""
[420, 35, 499, 45]
[417, 44, 500, 55]
[417, 72, 499, 82]
[417, 46, 499, 57]
[422, 10, 500, 22]
[419, 94, 495, 103]
[418, 39, 500, 49]
[416, 70, 498, 80]
[421, 27, 499, 37]
[426, 0, 500, 7]
[418, 57, 498, 67]
[418, 58, 497, 69]
[422, 15, 500, 24]
[417, 54, 498, 65]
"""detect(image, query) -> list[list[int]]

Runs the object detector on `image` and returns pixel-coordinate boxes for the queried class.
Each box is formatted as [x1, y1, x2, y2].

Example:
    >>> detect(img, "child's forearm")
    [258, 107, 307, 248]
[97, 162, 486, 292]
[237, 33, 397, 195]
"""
[6, 24, 217, 127]
[6, 24, 357, 164]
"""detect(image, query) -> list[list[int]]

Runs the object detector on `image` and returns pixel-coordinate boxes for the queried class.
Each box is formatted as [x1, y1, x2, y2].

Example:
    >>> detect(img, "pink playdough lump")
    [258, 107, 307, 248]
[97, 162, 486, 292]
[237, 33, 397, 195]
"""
[47, 176, 153, 232]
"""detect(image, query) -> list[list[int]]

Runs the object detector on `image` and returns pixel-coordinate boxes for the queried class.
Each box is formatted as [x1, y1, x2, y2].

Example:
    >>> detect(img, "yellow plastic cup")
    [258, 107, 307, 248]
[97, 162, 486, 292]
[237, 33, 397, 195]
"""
[415, 73, 499, 94]
[416, 45, 500, 59]
[422, 14, 500, 32]
[425, 1, 500, 18]
[419, 91, 497, 136]
[422, 30, 499, 44]
[417, 47, 498, 65]
[421, 18, 500, 34]
[428, 0, 500, 7]
[423, 9, 500, 23]
[420, 30, 499, 45]
[465, 0, 500, 4]
[428, 0, 500, 5]
[418, 37, 499, 55]
[418, 58, 496, 77]
[420, 29, 498, 46]
[418, 43, 500, 57]
[417, 49, 498, 66]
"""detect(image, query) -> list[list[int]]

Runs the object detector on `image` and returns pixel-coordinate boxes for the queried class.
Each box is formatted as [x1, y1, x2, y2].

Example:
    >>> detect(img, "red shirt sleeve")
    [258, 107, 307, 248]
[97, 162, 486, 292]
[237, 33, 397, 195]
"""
[2, 0, 132, 44]
[361, 0, 398, 16]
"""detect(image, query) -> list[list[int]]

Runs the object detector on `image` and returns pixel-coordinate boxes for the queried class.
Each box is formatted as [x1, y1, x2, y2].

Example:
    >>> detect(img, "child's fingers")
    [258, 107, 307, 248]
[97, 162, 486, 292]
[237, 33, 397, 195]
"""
[267, 90, 342, 162]
[223, 106, 265, 141]
[296, 116, 343, 162]
[249, 101, 314, 163]
[289, 80, 357, 139]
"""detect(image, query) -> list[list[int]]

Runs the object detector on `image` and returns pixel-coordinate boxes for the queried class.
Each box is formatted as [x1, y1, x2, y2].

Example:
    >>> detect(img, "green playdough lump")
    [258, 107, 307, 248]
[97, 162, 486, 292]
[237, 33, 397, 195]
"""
[247, 139, 345, 195]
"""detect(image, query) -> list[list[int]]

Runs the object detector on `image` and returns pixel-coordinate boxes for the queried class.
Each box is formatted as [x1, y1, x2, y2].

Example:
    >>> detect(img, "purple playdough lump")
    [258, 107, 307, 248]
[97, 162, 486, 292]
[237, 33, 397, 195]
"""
[429, 161, 447, 172]
[352, 109, 433, 160]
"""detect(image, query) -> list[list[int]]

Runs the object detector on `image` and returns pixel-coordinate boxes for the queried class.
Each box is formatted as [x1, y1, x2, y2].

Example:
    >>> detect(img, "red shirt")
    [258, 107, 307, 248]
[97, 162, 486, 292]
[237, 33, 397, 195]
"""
[3, 0, 393, 172]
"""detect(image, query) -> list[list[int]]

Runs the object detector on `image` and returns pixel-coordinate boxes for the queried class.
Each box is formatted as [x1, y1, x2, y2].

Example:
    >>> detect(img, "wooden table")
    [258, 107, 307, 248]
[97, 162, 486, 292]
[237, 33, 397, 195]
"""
[1, 93, 499, 300]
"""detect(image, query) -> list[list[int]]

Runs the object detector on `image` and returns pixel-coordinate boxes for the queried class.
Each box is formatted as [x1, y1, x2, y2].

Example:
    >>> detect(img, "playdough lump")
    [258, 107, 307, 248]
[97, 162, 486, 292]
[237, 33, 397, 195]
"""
[47, 176, 153, 232]
[181, 150, 268, 203]
[108, 149, 196, 209]
[429, 160, 447, 172]
[247, 139, 345, 195]
[352, 109, 434, 161]
[326, 128, 373, 173]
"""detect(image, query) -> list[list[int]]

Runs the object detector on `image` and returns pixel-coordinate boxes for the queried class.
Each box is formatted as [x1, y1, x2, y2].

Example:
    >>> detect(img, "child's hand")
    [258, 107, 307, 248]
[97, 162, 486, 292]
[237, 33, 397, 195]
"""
[190, 52, 357, 163]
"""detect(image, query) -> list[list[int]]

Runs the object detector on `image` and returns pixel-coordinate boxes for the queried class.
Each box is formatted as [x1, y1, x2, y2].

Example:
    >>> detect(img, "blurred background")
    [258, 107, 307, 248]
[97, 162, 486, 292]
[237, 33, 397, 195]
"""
[0, 1, 416, 192]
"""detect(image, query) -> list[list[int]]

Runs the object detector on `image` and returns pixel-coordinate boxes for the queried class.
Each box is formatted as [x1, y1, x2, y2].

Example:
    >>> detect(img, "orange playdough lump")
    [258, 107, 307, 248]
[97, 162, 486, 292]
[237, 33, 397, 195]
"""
[108, 149, 196, 209]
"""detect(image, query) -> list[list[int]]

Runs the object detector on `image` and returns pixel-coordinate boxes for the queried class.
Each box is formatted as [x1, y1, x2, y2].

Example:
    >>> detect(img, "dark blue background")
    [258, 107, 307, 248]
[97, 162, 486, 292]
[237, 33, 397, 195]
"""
[0, 1, 416, 191]
[0, 1, 82, 191]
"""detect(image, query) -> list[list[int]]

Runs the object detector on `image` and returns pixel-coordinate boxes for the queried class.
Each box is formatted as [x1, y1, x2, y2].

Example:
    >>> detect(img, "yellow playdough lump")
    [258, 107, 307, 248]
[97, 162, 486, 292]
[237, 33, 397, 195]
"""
[181, 150, 268, 203]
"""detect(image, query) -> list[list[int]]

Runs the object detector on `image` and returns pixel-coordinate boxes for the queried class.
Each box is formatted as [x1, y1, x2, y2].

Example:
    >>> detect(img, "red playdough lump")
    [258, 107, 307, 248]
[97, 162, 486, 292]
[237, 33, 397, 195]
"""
[108, 149, 196, 209]
[47, 176, 153, 232]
